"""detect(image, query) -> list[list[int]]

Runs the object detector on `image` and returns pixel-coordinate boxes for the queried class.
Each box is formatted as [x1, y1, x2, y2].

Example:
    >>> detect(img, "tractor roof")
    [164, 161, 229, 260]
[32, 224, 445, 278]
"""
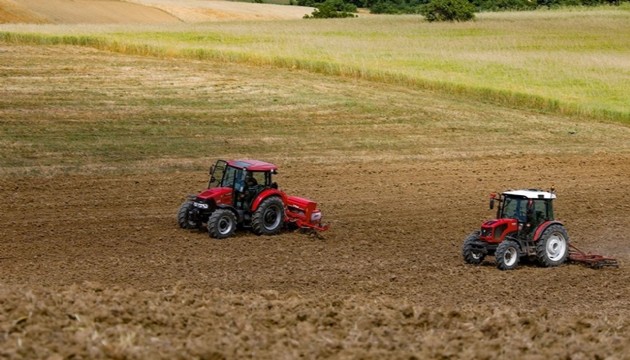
[502, 189, 556, 200]
[226, 159, 278, 172]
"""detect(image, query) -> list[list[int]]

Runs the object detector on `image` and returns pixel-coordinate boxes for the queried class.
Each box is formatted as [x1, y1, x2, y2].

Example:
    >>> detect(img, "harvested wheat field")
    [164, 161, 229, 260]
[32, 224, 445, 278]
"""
[1, 38, 630, 359]
[0, 0, 313, 24]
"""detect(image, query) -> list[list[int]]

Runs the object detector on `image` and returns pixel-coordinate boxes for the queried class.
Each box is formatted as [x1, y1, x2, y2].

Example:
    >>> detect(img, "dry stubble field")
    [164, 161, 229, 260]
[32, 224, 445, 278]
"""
[1, 44, 630, 359]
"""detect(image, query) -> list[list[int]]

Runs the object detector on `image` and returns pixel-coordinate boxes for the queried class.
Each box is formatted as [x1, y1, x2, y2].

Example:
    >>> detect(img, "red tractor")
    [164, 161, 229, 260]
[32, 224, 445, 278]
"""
[177, 159, 328, 239]
[462, 189, 570, 270]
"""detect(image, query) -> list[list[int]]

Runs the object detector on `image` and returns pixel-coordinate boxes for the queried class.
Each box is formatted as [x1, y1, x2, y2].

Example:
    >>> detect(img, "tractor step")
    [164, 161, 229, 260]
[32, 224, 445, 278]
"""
[568, 244, 619, 269]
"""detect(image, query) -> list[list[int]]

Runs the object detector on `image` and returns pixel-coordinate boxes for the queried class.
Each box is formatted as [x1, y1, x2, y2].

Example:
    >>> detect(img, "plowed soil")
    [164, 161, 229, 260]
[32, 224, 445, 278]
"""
[2, 154, 630, 358]
[1, 43, 630, 359]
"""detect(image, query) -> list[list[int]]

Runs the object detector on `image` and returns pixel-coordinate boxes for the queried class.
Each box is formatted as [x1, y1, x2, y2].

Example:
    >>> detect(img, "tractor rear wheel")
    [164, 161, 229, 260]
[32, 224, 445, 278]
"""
[252, 196, 285, 236]
[462, 231, 485, 265]
[496, 239, 520, 271]
[536, 224, 569, 267]
[207, 209, 237, 239]
[177, 201, 198, 229]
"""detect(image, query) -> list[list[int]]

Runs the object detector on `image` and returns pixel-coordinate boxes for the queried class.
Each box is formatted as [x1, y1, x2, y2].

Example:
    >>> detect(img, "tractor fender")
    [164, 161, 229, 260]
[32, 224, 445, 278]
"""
[533, 220, 564, 242]
[250, 189, 287, 212]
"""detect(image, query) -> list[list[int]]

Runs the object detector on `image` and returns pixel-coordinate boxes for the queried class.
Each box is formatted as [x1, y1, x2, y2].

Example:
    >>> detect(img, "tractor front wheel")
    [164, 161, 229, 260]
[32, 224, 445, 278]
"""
[177, 200, 198, 229]
[496, 239, 520, 271]
[252, 196, 285, 236]
[462, 231, 485, 265]
[207, 209, 237, 239]
[536, 224, 569, 267]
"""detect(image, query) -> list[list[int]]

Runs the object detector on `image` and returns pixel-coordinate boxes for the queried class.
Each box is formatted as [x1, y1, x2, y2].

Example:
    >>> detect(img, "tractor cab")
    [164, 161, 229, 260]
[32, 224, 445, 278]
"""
[206, 159, 278, 209]
[480, 189, 556, 243]
[209, 160, 277, 189]
[492, 190, 555, 229]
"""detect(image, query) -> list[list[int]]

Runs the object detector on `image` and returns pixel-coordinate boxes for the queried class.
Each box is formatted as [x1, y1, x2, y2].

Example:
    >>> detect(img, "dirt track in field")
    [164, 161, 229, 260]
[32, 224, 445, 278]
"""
[2, 153, 630, 358]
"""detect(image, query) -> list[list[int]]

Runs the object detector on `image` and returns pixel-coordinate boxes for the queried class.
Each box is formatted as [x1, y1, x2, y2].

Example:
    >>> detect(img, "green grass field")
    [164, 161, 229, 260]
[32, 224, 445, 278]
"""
[1, 7, 629, 175]
[1, 7, 629, 122]
[1, 41, 629, 175]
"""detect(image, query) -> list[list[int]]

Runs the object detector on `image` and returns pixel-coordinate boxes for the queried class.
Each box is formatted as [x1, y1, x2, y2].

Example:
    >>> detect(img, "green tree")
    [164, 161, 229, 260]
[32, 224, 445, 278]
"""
[370, 0, 428, 13]
[420, 0, 476, 22]
[304, 0, 358, 18]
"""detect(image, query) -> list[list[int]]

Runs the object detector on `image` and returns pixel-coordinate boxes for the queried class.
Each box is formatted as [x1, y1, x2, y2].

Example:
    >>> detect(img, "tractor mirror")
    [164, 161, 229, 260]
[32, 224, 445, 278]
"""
[489, 199, 495, 210]
[209, 165, 215, 175]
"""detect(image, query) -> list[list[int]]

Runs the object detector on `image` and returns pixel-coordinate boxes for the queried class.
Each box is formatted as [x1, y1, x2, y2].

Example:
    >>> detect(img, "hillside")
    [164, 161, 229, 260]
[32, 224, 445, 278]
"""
[1, 42, 629, 359]
[0, 0, 313, 24]
[1, 4, 629, 358]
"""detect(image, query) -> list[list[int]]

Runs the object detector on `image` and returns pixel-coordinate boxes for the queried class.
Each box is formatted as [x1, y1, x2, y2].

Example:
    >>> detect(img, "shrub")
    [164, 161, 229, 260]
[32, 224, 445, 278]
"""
[420, 0, 476, 21]
[369, 0, 427, 13]
[473, 0, 537, 10]
[304, 0, 358, 18]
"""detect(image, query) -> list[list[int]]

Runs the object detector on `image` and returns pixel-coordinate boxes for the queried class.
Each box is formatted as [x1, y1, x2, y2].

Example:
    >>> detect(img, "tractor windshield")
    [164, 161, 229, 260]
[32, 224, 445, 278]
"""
[500, 195, 555, 226]
[208, 160, 241, 189]
[208, 160, 274, 191]
[208, 161, 226, 188]
[222, 166, 240, 188]
[500, 196, 527, 222]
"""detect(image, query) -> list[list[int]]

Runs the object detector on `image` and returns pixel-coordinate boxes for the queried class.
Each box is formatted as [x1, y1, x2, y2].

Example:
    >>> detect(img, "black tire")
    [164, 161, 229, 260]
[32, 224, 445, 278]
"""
[177, 200, 198, 229]
[536, 224, 569, 267]
[252, 196, 285, 236]
[462, 231, 485, 265]
[496, 239, 520, 271]
[207, 209, 237, 239]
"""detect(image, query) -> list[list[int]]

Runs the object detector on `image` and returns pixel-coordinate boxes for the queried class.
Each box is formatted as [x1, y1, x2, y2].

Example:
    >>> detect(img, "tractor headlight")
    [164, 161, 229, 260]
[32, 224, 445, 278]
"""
[193, 202, 209, 209]
[310, 210, 322, 223]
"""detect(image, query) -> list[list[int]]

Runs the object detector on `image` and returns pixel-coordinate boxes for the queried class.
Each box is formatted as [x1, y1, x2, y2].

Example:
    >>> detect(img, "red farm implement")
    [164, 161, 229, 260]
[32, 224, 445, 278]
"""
[568, 244, 619, 269]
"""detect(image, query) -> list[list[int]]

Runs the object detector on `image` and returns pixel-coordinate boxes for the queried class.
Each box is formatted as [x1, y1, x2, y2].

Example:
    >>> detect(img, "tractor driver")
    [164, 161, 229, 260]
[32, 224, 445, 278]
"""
[239, 175, 258, 210]
[246, 175, 258, 190]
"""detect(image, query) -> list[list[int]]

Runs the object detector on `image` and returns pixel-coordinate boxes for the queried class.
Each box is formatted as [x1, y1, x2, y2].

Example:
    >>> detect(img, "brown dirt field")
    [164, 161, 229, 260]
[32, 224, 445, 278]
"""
[2, 156, 630, 358]
[0, 0, 313, 24]
[1, 43, 630, 358]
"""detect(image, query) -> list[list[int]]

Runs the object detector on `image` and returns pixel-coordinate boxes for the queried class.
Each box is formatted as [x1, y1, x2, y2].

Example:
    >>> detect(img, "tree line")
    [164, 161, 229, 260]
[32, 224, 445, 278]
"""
[296, 0, 626, 21]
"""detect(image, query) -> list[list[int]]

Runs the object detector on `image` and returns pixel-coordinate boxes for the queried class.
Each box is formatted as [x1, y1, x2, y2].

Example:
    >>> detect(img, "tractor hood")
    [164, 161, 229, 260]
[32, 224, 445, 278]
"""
[196, 187, 232, 201]
[480, 218, 518, 243]
[481, 218, 516, 228]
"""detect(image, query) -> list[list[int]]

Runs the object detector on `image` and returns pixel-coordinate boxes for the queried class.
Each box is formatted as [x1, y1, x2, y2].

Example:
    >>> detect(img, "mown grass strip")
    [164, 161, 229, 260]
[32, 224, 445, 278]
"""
[0, 30, 627, 123]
